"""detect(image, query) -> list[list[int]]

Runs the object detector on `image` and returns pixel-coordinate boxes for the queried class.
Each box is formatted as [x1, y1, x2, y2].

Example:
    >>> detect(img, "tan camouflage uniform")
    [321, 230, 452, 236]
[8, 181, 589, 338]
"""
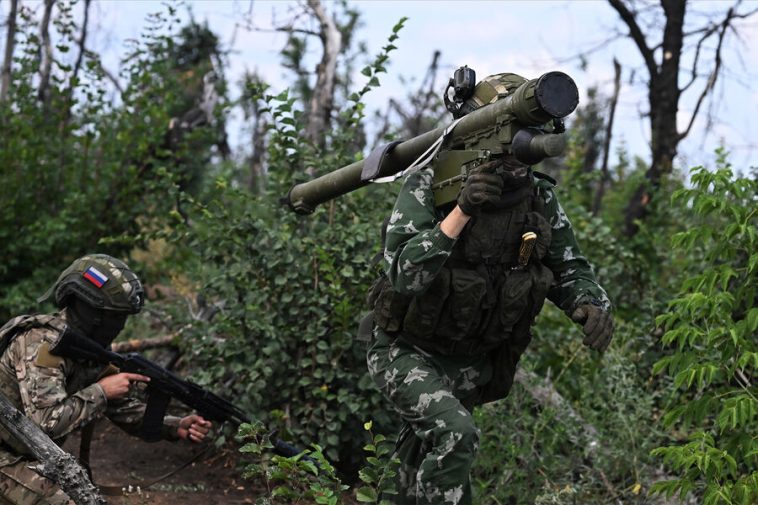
[0, 312, 180, 505]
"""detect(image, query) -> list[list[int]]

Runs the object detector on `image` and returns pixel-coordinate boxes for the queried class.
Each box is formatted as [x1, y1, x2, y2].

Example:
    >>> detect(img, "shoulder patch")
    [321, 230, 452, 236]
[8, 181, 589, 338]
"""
[533, 171, 557, 187]
[35, 342, 64, 368]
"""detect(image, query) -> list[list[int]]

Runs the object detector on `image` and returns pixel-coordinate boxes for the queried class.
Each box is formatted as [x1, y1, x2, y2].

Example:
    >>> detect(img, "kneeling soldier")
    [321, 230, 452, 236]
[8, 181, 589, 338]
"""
[0, 254, 211, 505]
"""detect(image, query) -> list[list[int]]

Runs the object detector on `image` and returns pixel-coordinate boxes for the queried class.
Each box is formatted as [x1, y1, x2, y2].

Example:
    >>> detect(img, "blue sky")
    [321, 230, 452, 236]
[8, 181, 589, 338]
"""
[3, 0, 757, 170]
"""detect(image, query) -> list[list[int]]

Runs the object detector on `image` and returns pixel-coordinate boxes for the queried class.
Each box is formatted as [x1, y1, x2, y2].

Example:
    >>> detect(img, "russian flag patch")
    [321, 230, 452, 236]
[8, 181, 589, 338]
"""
[82, 266, 108, 288]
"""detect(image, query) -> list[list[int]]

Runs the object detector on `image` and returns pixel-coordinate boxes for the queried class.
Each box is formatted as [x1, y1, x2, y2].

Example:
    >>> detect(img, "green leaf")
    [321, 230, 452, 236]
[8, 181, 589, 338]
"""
[274, 89, 289, 101]
[393, 16, 408, 33]
[356, 486, 378, 502]
[359, 467, 379, 484]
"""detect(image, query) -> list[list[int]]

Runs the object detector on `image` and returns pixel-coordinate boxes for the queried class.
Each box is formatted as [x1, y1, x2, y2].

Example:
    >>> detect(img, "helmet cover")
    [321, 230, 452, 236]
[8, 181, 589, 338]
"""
[39, 254, 144, 314]
[457, 72, 528, 117]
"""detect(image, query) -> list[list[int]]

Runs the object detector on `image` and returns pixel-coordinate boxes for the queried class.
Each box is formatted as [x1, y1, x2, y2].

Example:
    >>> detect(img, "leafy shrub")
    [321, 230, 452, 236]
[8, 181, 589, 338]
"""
[651, 151, 757, 504]
[172, 20, 408, 479]
[0, 4, 212, 320]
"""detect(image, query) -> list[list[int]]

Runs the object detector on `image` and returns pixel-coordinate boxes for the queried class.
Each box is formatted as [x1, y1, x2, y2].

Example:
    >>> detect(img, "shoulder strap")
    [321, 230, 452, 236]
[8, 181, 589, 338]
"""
[532, 170, 557, 186]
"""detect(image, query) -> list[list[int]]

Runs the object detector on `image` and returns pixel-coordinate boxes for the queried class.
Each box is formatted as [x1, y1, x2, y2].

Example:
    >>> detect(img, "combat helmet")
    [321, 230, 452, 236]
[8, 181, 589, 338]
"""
[445, 68, 527, 119]
[38, 254, 144, 314]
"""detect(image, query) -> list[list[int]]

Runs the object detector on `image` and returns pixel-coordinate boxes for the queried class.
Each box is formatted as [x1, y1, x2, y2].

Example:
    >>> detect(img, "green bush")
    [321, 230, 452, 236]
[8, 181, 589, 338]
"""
[0, 4, 212, 320]
[651, 151, 757, 504]
[171, 21, 408, 479]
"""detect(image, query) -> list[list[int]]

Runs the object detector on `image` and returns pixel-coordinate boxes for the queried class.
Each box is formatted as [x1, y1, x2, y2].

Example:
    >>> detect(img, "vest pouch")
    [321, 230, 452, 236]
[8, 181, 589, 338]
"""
[435, 268, 486, 341]
[498, 269, 532, 334]
[403, 268, 450, 339]
[463, 212, 521, 264]
[527, 262, 554, 319]
[524, 211, 552, 260]
[371, 277, 411, 333]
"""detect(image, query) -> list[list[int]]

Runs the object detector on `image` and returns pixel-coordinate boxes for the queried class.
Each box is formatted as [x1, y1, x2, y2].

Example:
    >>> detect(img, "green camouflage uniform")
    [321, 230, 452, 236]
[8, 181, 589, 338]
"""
[366, 166, 609, 504]
[0, 312, 180, 505]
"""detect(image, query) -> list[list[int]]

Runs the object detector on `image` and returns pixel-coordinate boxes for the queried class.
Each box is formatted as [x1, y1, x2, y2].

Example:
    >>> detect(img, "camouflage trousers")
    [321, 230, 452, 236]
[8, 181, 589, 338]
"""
[0, 460, 72, 505]
[366, 328, 493, 505]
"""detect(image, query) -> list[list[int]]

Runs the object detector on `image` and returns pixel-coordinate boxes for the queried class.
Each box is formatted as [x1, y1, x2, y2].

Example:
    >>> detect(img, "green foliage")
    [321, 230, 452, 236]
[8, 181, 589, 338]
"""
[237, 421, 348, 504]
[472, 331, 666, 504]
[650, 151, 757, 504]
[354, 420, 400, 504]
[0, 3, 220, 320]
[4, 3, 756, 503]
[170, 19, 407, 480]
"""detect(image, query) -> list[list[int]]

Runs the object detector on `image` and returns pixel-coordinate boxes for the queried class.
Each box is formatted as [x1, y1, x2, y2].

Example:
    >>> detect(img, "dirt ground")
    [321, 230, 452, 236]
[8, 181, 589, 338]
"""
[62, 422, 258, 505]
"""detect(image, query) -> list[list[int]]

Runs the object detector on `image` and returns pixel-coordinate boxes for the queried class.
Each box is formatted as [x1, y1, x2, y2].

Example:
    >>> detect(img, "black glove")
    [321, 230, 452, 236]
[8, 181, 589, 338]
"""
[457, 163, 504, 216]
[571, 302, 614, 351]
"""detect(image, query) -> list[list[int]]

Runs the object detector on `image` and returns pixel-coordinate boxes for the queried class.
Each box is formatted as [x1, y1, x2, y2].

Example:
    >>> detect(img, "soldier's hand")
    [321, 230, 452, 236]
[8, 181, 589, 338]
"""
[178, 415, 212, 443]
[98, 373, 150, 400]
[457, 162, 504, 216]
[572, 303, 614, 351]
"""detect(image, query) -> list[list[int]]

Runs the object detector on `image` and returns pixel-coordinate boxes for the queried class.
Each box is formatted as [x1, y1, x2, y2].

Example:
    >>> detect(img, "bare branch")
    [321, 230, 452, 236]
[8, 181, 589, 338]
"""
[679, 21, 719, 94]
[679, 7, 733, 141]
[554, 31, 625, 66]
[111, 334, 178, 353]
[69, 0, 91, 92]
[608, 0, 658, 78]
[513, 368, 600, 457]
[266, 24, 319, 37]
[593, 58, 622, 216]
[88, 55, 123, 94]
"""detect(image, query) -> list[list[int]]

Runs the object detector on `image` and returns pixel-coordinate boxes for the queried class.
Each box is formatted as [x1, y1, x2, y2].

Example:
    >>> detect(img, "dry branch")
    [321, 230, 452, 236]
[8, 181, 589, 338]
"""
[111, 334, 178, 353]
[512, 367, 686, 504]
[0, 392, 105, 505]
[69, 0, 91, 92]
[593, 58, 622, 216]
[513, 368, 600, 457]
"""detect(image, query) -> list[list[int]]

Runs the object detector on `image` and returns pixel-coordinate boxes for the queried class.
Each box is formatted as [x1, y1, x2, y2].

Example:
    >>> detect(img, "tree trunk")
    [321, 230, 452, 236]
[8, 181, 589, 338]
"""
[0, 392, 105, 505]
[0, 0, 18, 102]
[304, 0, 341, 150]
[610, 0, 687, 235]
[37, 0, 56, 107]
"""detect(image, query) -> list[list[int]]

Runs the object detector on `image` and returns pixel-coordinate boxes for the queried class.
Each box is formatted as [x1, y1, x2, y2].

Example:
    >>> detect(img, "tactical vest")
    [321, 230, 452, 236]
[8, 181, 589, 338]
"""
[0, 314, 66, 357]
[0, 314, 68, 462]
[370, 178, 554, 356]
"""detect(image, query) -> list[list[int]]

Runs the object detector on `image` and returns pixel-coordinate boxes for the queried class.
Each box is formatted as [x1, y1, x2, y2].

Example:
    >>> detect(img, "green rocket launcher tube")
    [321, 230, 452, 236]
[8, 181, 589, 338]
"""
[285, 71, 579, 214]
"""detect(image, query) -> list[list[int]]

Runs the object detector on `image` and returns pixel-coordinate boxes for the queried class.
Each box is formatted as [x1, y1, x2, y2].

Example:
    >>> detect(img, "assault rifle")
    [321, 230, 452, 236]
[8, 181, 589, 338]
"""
[50, 326, 305, 458]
